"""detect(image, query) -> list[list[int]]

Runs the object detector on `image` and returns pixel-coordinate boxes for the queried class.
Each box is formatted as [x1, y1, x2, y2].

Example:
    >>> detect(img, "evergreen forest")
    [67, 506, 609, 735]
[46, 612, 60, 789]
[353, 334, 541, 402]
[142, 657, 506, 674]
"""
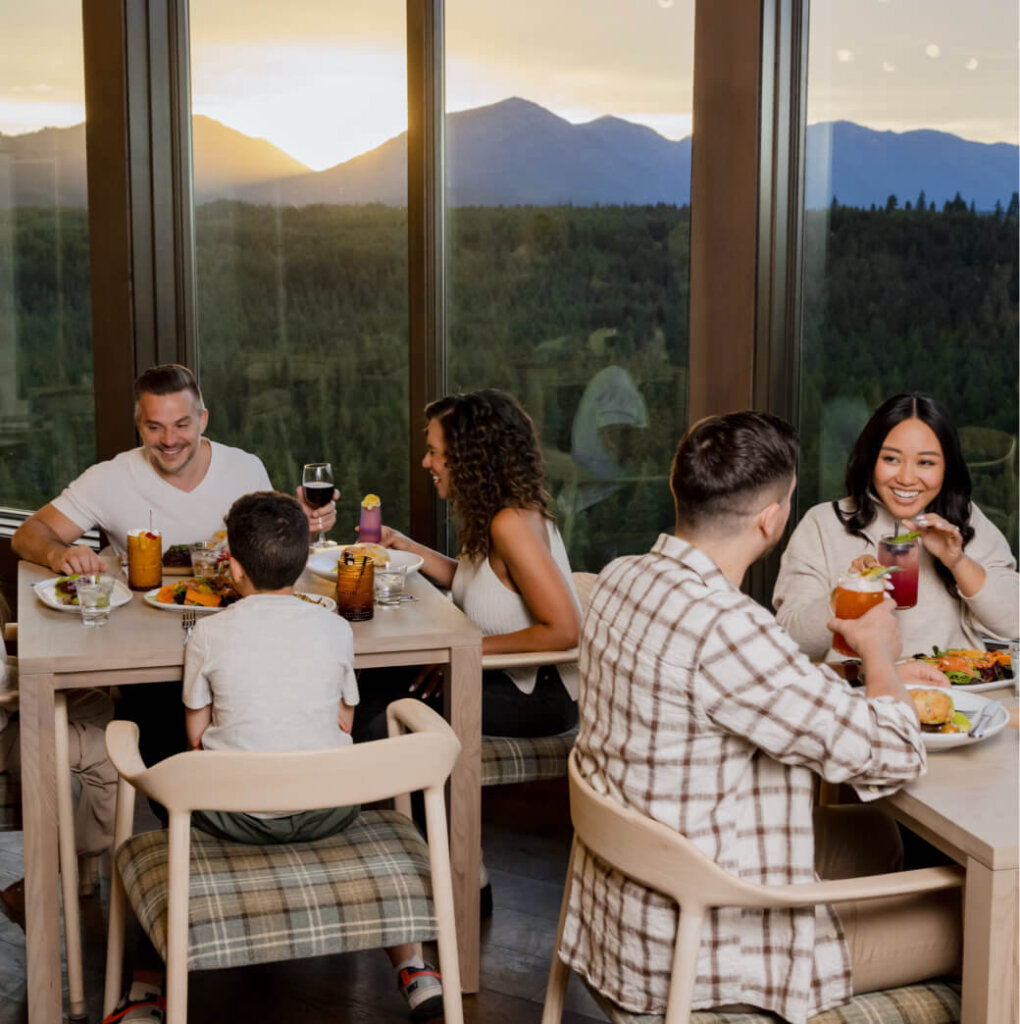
[2, 194, 1017, 568]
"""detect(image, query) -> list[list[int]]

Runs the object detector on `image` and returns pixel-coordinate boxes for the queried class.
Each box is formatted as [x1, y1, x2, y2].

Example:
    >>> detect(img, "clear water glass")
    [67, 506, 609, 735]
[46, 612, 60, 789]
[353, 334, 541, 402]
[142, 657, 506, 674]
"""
[374, 565, 407, 606]
[78, 575, 116, 627]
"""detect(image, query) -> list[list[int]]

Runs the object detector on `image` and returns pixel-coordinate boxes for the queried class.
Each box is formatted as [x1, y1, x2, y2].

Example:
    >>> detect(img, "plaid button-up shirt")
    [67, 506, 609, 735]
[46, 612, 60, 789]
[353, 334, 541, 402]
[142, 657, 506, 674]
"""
[560, 534, 926, 1024]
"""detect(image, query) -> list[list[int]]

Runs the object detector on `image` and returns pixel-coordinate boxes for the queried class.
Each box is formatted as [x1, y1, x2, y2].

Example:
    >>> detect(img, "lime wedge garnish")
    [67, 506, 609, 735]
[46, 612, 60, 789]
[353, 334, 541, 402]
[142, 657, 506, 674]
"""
[889, 530, 921, 544]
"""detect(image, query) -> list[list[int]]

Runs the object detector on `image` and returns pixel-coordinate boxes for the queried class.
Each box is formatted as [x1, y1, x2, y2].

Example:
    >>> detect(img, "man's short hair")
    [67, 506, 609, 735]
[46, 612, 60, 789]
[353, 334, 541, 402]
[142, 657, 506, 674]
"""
[225, 492, 308, 591]
[133, 364, 204, 412]
[670, 411, 799, 532]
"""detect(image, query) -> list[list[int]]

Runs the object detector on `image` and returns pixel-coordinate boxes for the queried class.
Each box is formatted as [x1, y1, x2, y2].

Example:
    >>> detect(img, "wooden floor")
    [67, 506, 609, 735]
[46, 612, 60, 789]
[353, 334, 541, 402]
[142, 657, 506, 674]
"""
[0, 781, 607, 1024]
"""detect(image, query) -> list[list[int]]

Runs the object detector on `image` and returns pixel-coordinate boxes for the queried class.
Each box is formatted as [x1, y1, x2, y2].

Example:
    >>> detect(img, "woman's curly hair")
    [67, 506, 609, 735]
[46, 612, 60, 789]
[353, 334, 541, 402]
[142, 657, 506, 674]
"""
[425, 389, 551, 560]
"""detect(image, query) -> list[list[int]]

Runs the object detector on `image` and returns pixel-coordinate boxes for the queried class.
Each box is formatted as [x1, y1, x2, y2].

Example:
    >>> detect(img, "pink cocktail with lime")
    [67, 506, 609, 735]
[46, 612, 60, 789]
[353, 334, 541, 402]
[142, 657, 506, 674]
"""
[878, 533, 919, 609]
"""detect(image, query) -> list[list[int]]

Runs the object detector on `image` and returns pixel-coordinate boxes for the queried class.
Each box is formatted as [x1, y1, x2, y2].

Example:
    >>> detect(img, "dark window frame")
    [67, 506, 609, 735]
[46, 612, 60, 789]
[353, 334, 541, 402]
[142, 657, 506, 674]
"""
[2, 0, 802, 611]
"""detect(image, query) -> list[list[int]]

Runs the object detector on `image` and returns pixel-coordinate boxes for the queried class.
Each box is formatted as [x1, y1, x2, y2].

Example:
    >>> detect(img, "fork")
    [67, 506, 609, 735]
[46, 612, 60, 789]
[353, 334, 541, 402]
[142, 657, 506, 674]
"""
[182, 608, 197, 645]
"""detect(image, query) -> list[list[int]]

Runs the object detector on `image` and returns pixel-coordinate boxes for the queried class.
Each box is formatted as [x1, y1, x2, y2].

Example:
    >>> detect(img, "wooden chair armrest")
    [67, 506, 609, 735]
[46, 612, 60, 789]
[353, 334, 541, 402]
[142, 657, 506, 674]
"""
[0, 690, 19, 709]
[756, 865, 964, 909]
[2, 623, 16, 643]
[386, 698, 460, 749]
[104, 721, 147, 781]
[482, 648, 578, 671]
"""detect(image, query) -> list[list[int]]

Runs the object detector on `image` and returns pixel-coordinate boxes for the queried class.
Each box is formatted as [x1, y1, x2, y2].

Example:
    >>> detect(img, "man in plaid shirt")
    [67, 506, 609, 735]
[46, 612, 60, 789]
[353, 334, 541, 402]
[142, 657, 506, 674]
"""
[560, 412, 960, 1024]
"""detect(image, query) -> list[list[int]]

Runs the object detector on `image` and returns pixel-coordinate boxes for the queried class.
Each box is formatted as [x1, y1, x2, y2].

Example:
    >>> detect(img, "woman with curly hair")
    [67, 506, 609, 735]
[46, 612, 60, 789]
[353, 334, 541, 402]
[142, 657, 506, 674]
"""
[354, 389, 582, 742]
[773, 392, 1018, 661]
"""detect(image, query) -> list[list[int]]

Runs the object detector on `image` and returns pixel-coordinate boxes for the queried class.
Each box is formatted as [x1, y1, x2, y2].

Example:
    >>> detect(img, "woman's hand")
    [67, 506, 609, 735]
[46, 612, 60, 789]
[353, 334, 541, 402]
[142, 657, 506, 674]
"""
[408, 664, 444, 700]
[896, 660, 951, 689]
[375, 525, 410, 550]
[905, 514, 964, 568]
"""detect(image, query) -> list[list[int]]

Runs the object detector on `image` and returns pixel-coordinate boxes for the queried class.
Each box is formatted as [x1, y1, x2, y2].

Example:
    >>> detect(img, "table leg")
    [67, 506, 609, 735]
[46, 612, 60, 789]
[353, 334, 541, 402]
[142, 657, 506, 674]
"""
[961, 859, 1018, 1024]
[447, 642, 481, 993]
[20, 675, 63, 1024]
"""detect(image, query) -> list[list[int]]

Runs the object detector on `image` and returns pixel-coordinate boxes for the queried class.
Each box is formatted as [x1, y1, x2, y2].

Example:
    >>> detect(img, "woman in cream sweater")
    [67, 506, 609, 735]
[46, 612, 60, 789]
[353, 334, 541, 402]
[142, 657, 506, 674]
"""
[774, 393, 1018, 661]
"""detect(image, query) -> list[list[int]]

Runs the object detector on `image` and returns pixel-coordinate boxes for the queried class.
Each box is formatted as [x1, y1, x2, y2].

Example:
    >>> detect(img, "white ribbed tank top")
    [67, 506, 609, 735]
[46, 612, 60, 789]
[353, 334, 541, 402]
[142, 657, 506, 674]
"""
[451, 520, 581, 698]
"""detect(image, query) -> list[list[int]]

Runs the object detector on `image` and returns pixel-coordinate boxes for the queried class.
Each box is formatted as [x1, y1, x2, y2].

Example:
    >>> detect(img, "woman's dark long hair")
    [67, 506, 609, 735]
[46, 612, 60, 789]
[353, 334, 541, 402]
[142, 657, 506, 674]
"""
[425, 389, 551, 560]
[835, 392, 973, 596]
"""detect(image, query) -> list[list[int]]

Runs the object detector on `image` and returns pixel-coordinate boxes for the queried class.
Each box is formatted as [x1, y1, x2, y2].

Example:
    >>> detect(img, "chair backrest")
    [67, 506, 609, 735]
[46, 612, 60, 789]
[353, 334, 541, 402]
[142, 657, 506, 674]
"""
[105, 701, 461, 816]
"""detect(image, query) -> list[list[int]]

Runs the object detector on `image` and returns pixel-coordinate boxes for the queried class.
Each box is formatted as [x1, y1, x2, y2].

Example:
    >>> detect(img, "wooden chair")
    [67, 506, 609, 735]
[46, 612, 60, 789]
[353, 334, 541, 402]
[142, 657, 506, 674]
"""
[479, 572, 594, 789]
[0, 623, 89, 1022]
[541, 750, 965, 1024]
[103, 699, 464, 1024]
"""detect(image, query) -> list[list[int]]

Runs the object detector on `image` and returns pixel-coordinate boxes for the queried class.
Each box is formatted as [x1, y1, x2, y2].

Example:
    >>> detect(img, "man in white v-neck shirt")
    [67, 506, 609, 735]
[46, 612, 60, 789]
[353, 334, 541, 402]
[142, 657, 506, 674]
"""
[12, 364, 337, 573]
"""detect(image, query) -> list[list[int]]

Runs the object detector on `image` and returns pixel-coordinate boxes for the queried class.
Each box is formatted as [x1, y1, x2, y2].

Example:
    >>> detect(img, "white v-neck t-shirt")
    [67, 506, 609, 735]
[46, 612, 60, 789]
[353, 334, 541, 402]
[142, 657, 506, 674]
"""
[52, 440, 272, 557]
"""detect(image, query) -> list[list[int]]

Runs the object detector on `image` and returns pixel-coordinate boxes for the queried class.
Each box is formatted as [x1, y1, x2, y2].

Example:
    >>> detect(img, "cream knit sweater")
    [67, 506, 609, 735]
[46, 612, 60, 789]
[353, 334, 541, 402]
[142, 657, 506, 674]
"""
[773, 499, 1019, 661]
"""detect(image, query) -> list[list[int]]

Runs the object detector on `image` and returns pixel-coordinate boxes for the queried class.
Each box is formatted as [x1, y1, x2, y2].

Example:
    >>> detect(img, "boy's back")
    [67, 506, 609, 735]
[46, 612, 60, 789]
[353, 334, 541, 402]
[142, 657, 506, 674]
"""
[183, 592, 357, 753]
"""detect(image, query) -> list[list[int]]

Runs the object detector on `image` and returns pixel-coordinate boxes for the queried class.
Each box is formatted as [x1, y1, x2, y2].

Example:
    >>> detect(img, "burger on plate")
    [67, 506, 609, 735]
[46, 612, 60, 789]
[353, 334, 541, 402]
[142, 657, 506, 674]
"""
[909, 688, 970, 734]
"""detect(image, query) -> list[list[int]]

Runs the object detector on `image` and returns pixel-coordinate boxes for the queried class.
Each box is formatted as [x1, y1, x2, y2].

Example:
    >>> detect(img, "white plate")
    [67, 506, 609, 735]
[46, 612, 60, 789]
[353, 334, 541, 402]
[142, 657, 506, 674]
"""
[307, 548, 424, 582]
[907, 686, 1010, 750]
[295, 591, 337, 612]
[34, 577, 133, 613]
[949, 678, 1013, 694]
[143, 583, 230, 614]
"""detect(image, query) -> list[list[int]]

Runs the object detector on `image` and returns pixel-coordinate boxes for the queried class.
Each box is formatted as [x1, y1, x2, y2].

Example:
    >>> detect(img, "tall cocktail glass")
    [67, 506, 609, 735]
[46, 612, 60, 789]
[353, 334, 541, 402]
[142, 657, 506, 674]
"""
[877, 535, 919, 609]
[127, 529, 162, 591]
[831, 573, 886, 658]
[359, 493, 382, 544]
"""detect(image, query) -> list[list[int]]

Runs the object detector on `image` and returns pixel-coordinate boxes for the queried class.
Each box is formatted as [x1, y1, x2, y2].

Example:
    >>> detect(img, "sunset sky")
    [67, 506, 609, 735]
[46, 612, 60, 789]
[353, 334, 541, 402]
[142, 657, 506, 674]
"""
[1, 0, 1017, 171]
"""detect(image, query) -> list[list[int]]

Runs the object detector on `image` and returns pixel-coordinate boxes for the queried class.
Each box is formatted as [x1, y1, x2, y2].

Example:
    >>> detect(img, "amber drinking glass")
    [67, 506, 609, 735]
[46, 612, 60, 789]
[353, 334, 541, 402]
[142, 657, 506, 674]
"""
[335, 555, 374, 622]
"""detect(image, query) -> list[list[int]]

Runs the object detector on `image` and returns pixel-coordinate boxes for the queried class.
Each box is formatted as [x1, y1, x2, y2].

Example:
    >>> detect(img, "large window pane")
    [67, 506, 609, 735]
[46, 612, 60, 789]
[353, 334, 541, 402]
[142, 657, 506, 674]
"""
[800, 1, 1019, 553]
[188, 1, 409, 534]
[0, 3, 93, 510]
[445, 0, 694, 571]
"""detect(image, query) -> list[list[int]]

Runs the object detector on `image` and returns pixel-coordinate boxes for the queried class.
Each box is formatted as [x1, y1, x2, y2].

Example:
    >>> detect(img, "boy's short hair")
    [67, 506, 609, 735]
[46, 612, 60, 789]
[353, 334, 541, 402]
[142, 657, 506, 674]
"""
[670, 411, 799, 532]
[225, 492, 308, 590]
[134, 364, 204, 412]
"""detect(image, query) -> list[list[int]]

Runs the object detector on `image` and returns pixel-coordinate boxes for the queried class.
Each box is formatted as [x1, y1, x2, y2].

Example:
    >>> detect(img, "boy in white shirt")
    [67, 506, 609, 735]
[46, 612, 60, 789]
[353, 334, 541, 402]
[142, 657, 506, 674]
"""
[182, 492, 442, 1021]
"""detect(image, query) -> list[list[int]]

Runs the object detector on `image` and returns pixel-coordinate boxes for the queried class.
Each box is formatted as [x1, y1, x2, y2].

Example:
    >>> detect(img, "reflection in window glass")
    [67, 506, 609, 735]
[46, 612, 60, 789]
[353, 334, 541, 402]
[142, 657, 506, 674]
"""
[800, 1, 1019, 554]
[189, 1, 409, 534]
[0, 4, 93, 510]
[445, 0, 694, 572]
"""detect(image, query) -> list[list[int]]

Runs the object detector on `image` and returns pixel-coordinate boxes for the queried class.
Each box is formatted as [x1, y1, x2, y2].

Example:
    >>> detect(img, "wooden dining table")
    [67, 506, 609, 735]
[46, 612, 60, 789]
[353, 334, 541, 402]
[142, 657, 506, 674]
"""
[16, 559, 482, 1024]
[879, 684, 1018, 1024]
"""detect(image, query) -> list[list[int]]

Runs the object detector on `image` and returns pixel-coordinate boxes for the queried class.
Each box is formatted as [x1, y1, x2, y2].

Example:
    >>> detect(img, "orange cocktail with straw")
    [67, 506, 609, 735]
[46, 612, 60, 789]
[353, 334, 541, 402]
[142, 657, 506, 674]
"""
[831, 571, 887, 657]
[127, 528, 162, 590]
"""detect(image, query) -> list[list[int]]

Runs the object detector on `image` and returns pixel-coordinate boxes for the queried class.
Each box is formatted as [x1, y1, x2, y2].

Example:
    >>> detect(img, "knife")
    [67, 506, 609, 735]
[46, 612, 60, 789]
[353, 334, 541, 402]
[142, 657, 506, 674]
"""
[967, 701, 1003, 739]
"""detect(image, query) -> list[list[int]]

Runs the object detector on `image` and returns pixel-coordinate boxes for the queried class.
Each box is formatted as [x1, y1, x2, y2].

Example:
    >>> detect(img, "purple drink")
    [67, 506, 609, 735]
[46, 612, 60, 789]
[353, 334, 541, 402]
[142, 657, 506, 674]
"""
[359, 494, 382, 544]
[877, 535, 919, 609]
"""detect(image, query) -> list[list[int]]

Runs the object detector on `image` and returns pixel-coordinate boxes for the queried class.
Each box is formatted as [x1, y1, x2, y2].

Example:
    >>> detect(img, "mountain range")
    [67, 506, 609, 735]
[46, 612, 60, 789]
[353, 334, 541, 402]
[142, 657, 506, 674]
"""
[1, 97, 1016, 211]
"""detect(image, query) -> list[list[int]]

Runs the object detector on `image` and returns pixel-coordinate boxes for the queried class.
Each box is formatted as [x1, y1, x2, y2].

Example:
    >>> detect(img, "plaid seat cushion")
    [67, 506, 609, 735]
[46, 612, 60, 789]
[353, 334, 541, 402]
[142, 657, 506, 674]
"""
[586, 979, 961, 1024]
[0, 772, 21, 832]
[481, 727, 577, 787]
[116, 809, 438, 971]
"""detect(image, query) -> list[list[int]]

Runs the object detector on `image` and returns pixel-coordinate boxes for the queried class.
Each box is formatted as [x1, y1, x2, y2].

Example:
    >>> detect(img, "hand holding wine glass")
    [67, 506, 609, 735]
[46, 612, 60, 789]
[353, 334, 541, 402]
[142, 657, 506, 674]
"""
[301, 462, 337, 546]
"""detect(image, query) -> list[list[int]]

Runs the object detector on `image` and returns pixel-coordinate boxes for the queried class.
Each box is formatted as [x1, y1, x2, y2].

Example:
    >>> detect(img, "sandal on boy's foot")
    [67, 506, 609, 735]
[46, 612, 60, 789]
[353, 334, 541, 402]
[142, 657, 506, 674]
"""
[0, 878, 25, 930]
[397, 963, 444, 1020]
[102, 981, 166, 1023]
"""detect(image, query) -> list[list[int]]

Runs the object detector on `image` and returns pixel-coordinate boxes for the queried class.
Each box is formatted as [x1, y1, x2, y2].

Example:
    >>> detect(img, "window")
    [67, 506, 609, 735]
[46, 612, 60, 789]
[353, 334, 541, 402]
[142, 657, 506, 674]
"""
[444, 0, 695, 570]
[0, 4, 93, 511]
[799, 0, 1019, 553]
[188, 0, 410, 533]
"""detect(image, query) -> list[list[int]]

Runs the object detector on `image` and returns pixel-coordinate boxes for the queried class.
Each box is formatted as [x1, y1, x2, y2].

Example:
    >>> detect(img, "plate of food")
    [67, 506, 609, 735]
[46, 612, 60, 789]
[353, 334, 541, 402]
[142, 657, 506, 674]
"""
[144, 576, 241, 613]
[34, 575, 133, 613]
[908, 685, 1009, 750]
[294, 591, 337, 612]
[307, 545, 424, 582]
[908, 648, 1014, 694]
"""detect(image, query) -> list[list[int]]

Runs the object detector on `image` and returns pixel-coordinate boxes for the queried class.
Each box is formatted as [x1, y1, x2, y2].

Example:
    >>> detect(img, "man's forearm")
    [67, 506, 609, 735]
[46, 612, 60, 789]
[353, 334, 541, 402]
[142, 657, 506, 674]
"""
[13, 517, 70, 570]
[860, 646, 914, 711]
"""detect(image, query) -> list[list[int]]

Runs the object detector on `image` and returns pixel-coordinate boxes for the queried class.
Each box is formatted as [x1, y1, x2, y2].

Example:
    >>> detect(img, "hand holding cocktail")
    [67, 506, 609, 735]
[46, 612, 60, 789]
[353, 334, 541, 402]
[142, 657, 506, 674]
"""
[829, 568, 897, 658]
[828, 590, 901, 663]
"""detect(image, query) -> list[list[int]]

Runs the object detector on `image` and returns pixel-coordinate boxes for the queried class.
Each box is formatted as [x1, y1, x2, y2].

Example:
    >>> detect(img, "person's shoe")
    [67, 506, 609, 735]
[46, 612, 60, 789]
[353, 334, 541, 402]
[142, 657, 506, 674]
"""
[0, 878, 24, 930]
[101, 981, 166, 1023]
[397, 963, 444, 1020]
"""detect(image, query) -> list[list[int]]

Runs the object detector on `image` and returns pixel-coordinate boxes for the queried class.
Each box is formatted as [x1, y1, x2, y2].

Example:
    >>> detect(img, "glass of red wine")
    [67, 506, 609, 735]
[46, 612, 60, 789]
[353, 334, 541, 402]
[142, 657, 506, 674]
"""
[302, 462, 335, 546]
